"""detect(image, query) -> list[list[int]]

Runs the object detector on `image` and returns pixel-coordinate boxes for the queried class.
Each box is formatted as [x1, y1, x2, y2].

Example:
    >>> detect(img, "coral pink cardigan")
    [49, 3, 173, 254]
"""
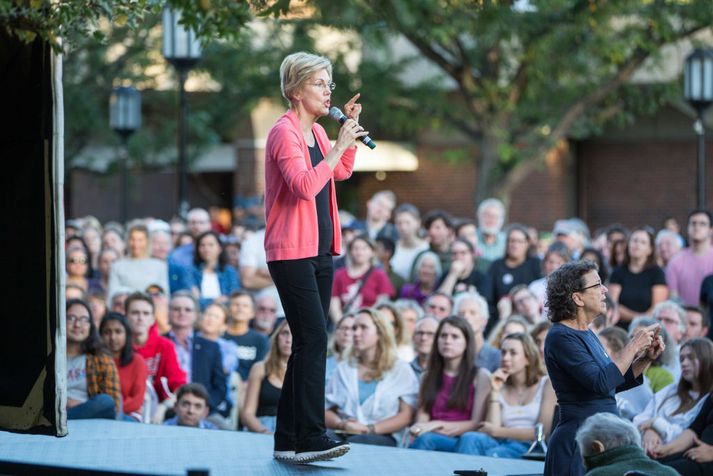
[264, 109, 356, 262]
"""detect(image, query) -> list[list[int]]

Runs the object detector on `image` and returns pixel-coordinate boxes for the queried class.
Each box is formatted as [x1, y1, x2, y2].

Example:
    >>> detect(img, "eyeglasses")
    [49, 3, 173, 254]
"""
[67, 315, 91, 325]
[68, 257, 88, 264]
[414, 331, 436, 338]
[578, 282, 602, 292]
[257, 306, 277, 313]
[311, 80, 336, 91]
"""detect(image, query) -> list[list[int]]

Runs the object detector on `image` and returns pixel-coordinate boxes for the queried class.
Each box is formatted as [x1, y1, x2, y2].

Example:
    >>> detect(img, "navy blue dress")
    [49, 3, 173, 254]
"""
[544, 323, 642, 476]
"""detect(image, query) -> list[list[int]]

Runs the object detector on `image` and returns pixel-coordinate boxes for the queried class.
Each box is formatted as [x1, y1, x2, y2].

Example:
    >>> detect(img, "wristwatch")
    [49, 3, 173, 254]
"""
[367, 423, 376, 434]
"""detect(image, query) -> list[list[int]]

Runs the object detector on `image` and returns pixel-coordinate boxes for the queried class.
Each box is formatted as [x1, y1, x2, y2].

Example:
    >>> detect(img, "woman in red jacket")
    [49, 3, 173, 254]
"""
[264, 51, 367, 464]
[100, 312, 148, 421]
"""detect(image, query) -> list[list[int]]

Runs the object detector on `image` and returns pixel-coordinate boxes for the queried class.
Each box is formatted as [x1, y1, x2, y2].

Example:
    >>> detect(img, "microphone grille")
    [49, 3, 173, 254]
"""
[328, 107, 343, 120]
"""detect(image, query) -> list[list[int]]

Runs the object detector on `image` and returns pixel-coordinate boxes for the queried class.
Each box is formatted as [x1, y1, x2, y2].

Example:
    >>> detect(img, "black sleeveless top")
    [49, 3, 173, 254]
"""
[256, 376, 282, 417]
[308, 137, 333, 256]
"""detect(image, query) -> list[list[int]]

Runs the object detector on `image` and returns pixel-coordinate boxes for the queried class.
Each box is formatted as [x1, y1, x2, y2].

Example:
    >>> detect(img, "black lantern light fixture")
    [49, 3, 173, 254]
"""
[162, 7, 202, 219]
[109, 85, 141, 224]
[683, 48, 713, 208]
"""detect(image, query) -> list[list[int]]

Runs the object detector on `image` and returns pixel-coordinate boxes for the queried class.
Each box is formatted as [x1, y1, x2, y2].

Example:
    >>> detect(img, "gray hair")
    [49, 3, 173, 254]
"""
[655, 229, 685, 249]
[170, 290, 200, 317]
[453, 291, 490, 322]
[575, 412, 641, 457]
[476, 198, 506, 228]
[628, 316, 676, 367]
[280, 52, 332, 105]
[653, 300, 687, 335]
[413, 251, 443, 278]
[394, 299, 424, 321]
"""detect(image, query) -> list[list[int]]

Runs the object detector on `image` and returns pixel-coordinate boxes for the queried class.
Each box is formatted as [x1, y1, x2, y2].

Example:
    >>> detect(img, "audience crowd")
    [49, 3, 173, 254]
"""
[62, 195, 713, 474]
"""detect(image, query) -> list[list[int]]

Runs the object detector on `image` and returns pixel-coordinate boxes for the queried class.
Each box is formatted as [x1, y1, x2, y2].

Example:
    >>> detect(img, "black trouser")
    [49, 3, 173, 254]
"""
[268, 255, 332, 448]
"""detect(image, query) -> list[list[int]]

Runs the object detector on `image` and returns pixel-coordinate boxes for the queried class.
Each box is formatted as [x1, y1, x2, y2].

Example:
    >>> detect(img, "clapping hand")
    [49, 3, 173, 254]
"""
[630, 324, 658, 359]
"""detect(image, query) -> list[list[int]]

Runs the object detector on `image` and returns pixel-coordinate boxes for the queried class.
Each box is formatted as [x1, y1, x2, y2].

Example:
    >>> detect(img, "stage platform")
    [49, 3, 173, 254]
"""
[0, 420, 544, 475]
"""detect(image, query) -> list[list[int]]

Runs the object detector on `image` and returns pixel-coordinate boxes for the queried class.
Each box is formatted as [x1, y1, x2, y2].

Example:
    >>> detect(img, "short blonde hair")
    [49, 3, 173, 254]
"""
[280, 52, 332, 105]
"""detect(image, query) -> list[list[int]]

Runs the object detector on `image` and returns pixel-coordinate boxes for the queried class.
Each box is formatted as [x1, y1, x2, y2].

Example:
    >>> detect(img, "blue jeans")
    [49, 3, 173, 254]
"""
[67, 394, 116, 420]
[410, 432, 459, 452]
[456, 431, 530, 458]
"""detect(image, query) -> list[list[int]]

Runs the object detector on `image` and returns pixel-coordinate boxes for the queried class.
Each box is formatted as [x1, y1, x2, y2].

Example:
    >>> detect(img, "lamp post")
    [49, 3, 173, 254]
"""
[162, 7, 202, 220]
[109, 86, 141, 224]
[683, 48, 713, 209]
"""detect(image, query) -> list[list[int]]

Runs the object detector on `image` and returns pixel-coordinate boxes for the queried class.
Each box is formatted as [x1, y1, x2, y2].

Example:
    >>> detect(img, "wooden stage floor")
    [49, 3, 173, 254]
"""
[0, 420, 544, 475]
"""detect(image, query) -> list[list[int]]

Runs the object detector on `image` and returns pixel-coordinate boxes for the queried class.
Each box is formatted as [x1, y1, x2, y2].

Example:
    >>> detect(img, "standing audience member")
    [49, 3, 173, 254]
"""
[224, 291, 269, 382]
[107, 224, 169, 301]
[241, 321, 292, 433]
[399, 251, 442, 305]
[411, 316, 439, 378]
[325, 308, 419, 446]
[684, 306, 710, 341]
[190, 231, 240, 310]
[163, 383, 217, 429]
[125, 292, 187, 418]
[608, 228, 668, 329]
[438, 238, 491, 299]
[66, 299, 121, 420]
[454, 292, 501, 373]
[477, 198, 507, 262]
[168, 208, 212, 269]
[667, 209, 713, 306]
[409, 316, 492, 452]
[456, 333, 556, 458]
[656, 229, 684, 269]
[580, 247, 609, 285]
[354, 190, 398, 242]
[166, 291, 228, 417]
[634, 338, 713, 456]
[102, 226, 126, 257]
[92, 248, 119, 295]
[391, 204, 429, 281]
[330, 234, 395, 323]
[575, 412, 678, 476]
[66, 247, 92, 292]
[100, 312, 148, 421]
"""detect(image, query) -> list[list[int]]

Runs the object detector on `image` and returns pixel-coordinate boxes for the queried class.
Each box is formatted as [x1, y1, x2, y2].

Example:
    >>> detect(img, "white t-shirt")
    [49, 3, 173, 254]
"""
[67, 354, 88, 403]
[200, 271, 221, 299]
[391, 241, 429, 281]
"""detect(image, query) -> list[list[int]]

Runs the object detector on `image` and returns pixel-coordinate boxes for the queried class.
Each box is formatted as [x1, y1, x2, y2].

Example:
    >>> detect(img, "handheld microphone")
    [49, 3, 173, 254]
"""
[329, 107, 376, 150]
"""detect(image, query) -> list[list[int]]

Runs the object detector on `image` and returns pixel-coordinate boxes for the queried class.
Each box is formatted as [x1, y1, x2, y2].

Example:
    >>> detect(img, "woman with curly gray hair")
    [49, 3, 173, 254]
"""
[543, 260, 665, 475]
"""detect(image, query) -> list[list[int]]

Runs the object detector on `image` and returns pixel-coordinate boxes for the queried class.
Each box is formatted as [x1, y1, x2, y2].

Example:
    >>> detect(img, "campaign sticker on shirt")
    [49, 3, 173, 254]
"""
[502, 273, 514, 285]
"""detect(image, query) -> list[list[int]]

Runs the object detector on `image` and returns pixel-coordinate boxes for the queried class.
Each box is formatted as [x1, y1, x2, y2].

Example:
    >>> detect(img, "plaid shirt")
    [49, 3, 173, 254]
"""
[86, 353, 121, 413]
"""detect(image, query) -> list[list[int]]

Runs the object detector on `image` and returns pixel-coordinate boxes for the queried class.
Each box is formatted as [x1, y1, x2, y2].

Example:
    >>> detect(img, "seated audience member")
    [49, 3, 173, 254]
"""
[146, 284, 170, 334]
[598, 326, 654, 419]
[654, 389, 713, 475]
[423, 292, 454, 321]
[376, 300, 414, 361]
[110, 287, 133, 314]
[66, 299, 121, 420]
[240, 321, 291, 433]
[394, 298, 422, 339]
[325, 308, 420, 446]
[125, 292, 187, 417]
[92, 248, 119, 295]
[454, 292, 501, 372]
[476, 198, 507, 262]
[150, 228, 173, 262]
[509, 285, 543, 325]
[684, 306, 710, 341]
[487, 315, 530, 350]
[87, 289, 108, 327]
[327, 313, 356, 384]
[190, 231, 240, 310]
[629, 317, 676, 392]
[399, 251, 442, 306]
[252, 291, 280, 337]
[656, 229, 684, 269]
[102, 226, 126, 256]
[528, 242, 571, 311]
[100, 312, 148, 420]
[634, 338, 713, 456]
[529, 320, 552, 364]
[653, 302, 687, 377]
[166, 291, 229, 417]
[456, 333, 555, 458]
[455, 219, 490, 273]
[352, 190, 398, 242]
[375, 236, 407, 296]
[164, 383, 217, 429]
[575, 412, 678, 476]
[411, 209, 456, 279]
[331, 234, 396, 323]
[608, 228, 668, 330]
[409, 316, 492, 452]
[198, 302, 239, 376]
[107, 224, 169, 304]
[224, 291, 269, 382]
[437, 238, 491, 298]
[66, 283, 87, 301]
[66, 246, 92, 292]
[411, 316, 439, 378]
